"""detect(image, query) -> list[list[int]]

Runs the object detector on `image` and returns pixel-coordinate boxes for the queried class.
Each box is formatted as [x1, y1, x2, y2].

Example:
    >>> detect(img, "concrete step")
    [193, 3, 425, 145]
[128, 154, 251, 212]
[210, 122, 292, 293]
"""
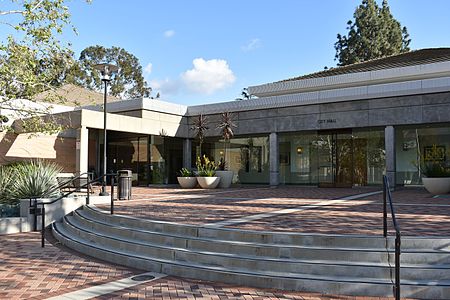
[52, 220, 450, 299]
[86, 205, 450, 251]
[74, 209, 450, 268]
[65, 214, 450, 282]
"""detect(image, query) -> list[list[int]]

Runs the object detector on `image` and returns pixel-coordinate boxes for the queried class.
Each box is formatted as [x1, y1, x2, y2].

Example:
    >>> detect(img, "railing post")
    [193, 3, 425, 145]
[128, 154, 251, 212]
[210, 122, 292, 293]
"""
[383, 177, 387, 237]
[41, 205, 45, 248]
[86, 180, 90, 205]
[110, 175, 114, 215]
[395, 233, 401, 300]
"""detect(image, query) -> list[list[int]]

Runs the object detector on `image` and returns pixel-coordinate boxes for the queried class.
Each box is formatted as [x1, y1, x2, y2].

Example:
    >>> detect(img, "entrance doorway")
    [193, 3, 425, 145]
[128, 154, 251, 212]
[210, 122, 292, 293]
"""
[317, 130, 367, 187]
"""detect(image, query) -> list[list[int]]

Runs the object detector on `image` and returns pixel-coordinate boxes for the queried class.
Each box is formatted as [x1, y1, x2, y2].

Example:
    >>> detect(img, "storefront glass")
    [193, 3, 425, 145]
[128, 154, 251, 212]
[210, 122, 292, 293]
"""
[396, 124, 450, 185]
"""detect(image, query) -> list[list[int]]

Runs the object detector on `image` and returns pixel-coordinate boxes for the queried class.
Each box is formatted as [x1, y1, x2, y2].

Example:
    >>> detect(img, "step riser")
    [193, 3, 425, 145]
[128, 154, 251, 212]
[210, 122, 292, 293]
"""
[52, 224, 450, 300]
[62, 216, 449, 280]
[69, 213, 450, 265]
[75, 211, 386, 260]
[85, 206, 450, 251]
[83, 207, 388, 248]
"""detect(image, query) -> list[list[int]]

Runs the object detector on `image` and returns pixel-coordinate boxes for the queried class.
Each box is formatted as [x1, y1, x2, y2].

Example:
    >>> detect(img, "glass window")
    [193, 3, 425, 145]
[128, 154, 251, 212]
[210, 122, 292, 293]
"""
[396, 124, 450, 185]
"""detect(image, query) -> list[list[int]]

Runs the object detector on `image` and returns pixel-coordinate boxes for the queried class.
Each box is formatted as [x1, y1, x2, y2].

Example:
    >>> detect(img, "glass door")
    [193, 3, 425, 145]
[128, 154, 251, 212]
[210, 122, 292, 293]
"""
[317, 130, 353, 187]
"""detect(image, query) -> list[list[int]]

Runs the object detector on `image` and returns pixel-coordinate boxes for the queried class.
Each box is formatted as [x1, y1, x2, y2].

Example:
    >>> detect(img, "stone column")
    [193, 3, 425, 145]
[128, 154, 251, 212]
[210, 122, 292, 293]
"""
[269, 132, 279, 186]
[183, 138, 192, 169]
[385, 125, 396, 187]
[76, 126, 89, 175]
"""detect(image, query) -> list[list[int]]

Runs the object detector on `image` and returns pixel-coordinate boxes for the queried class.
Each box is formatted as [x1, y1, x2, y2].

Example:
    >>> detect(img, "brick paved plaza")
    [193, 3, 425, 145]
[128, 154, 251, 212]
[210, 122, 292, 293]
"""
[1, 186, 444, 299]
[0, 232, 395, 300]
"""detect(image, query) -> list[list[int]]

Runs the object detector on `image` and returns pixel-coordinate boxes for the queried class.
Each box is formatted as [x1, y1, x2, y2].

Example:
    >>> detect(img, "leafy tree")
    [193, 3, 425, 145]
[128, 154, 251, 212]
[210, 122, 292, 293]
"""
[334, 0, 411, 66]
[0, 0, 85, 133]
[68, 45, 151, 99]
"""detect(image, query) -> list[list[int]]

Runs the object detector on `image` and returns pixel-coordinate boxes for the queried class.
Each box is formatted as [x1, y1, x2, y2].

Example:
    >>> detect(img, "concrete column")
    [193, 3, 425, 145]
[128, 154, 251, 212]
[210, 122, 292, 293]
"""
[269, 132, 279, 186]
[183, 138, 192, 169]
[385, 125, 396, 187]
[76, 127, 89, 174]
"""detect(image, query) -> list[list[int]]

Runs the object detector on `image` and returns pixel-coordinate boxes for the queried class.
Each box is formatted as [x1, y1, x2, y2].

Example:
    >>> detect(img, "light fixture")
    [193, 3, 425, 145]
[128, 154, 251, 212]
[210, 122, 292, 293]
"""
[296, 146, 303, 155]
[94, 63, 119, 196]
[219, 150, 224, 156]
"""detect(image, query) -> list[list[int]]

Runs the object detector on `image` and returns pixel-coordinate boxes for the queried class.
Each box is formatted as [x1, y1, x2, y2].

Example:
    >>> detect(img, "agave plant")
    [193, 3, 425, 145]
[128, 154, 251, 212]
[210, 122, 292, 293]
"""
[0, 166, 14, 204]
[216, 112, 236, 170]
[9, 160, 62, 202]
[191, 114, 209, 156]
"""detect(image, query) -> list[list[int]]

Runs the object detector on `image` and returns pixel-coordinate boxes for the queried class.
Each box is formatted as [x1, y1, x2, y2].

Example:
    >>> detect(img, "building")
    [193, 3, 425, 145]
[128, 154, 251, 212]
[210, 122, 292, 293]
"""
[1, 48, 450, 187]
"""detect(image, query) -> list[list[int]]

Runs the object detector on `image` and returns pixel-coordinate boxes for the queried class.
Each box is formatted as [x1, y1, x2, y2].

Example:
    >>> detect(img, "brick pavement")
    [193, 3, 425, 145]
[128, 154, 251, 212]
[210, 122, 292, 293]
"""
[0, 232, 396, 300]
[97, 186, 450, 236]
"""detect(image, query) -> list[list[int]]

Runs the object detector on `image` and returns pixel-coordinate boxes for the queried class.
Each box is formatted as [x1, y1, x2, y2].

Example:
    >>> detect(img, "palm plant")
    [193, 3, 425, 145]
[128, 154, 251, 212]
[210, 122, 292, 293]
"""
[191, 114, 209, 156]
[217, 112, 236, 170]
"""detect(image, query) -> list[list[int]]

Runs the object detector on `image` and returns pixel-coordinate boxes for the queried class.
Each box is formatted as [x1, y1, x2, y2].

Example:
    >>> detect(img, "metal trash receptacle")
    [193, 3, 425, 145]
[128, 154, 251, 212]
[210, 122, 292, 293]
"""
[117, 170, 132, 200]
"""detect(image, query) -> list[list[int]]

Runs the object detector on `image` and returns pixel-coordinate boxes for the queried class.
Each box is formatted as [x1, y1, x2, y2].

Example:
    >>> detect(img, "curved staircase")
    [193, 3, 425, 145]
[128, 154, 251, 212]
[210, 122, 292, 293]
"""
[52, 205, 450, 299]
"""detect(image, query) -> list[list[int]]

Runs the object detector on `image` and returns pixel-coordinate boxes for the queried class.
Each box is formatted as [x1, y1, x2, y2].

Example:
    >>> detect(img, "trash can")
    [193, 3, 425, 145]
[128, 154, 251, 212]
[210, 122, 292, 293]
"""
[117, 170, 132, 200]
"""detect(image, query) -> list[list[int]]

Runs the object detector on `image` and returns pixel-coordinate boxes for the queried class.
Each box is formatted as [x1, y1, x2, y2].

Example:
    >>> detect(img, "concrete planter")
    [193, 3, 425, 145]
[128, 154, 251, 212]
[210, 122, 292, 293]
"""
[177, 177, 198, 189]
[197, 177, 220, 189]
[215, 170, 233, 188]
[422, 177, 450, 195]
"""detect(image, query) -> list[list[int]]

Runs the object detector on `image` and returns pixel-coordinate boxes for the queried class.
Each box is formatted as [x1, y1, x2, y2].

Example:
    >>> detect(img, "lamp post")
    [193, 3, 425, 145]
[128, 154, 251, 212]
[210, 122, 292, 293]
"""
[94, 63, 119, 196]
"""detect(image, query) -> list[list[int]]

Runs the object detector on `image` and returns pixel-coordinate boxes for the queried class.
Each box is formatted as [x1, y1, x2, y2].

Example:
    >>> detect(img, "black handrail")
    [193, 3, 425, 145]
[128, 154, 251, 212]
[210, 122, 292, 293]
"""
[36, 173, 118, 248]
[383, 175, 401, 300]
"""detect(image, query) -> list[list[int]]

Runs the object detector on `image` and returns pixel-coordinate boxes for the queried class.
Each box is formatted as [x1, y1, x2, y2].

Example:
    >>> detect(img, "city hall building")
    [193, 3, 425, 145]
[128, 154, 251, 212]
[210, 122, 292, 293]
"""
[1, 48, 450, 188]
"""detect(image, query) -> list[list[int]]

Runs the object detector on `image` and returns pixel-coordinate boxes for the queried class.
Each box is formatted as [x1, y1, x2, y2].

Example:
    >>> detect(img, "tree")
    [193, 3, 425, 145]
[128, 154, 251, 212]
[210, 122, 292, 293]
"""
[68, 45, 151, 99]
[334, 0, 411, 66]
[191, 114, 209, 157]
[0, 0, 85, 133]
[216, 112, 236, 170]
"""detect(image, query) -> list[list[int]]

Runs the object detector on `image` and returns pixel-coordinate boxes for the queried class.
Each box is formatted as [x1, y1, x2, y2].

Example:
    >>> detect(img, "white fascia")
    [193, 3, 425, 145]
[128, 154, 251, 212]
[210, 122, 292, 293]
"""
[247, 61, 450, 97]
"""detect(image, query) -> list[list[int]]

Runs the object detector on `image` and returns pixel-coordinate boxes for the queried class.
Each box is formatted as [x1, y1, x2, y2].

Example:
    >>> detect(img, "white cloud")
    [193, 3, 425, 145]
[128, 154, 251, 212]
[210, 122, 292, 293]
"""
[149, 78, 182, 95]
[164, 29, 175, 38]
[241, 38, 262, 52]
[144, 62, 153, 74]
[181, 58, 236, 94]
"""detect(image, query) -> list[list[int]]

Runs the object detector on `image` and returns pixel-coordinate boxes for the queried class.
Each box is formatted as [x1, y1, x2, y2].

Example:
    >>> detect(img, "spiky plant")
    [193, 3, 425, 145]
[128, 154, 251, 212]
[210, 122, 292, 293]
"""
[9, 160, 62, 202]
[191, 114, 209, 156]
[0, 166, 14, 204]
[217, 112, 236, 170]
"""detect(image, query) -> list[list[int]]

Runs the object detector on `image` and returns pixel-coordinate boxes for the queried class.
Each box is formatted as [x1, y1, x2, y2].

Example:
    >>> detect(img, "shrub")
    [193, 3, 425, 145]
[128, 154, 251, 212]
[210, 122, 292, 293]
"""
[7, 160, 62, 203]
[423, 163, 450, 178]
[0, 166, 14, 204]
[179, 168, 194, 177]
[196, 155, 218, 177]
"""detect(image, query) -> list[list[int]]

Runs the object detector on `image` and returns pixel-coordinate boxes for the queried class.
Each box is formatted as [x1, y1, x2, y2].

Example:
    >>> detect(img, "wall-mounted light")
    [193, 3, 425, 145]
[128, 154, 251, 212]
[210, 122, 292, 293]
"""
[296, 146, 303, 155]
[219, 150, 224, 156]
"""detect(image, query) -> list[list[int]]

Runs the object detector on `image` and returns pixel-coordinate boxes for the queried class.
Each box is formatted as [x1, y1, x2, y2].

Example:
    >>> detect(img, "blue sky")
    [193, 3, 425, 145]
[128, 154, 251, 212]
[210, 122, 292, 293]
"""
[16, 1, 450, 105]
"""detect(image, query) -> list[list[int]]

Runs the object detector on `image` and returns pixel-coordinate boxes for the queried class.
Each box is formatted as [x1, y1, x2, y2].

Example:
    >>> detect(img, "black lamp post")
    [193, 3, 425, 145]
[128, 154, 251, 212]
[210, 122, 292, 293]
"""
[94, 63, 119, 196]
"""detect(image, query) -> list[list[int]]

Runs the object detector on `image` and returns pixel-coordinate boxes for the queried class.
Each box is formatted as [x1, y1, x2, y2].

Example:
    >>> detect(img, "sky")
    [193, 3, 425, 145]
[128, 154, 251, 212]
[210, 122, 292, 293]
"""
[8, 0, 450, 105]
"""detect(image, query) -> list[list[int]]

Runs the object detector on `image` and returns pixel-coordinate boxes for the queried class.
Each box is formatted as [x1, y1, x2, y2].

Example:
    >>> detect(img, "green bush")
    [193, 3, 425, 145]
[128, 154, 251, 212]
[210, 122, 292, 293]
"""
[196, 155, 218, 177]
[0, 166, 14, 204]
[179, 168, 194, 177]
[423, 163, 450, 178]
[0, 160, 62, 205]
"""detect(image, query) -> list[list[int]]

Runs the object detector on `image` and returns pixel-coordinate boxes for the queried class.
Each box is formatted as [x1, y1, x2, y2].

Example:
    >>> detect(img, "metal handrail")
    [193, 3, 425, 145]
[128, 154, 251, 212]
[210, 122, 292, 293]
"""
[35, 173, 118, 248]
[383, 175, 401, 300]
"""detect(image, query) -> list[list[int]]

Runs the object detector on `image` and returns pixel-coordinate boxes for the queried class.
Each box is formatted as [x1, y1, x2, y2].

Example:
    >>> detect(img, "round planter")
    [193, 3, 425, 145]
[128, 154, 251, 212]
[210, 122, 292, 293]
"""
[197, 177, 220, 189]
[177, 177, 198, 189]
[215, 170, 233, 188]
[422, 177, 450, 195]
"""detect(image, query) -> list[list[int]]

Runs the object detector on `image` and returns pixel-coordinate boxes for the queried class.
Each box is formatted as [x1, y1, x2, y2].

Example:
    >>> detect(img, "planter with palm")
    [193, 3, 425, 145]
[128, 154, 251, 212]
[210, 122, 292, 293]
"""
[216, 112, 237, 188]
[191, 114, 209, 157]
